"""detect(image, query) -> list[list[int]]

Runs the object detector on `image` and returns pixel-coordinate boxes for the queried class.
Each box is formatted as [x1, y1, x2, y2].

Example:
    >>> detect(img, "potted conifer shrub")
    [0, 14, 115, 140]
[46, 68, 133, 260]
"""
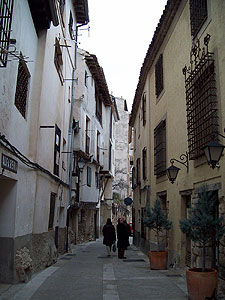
[144, 198, 172, 270]
[180, 185, 225, 300]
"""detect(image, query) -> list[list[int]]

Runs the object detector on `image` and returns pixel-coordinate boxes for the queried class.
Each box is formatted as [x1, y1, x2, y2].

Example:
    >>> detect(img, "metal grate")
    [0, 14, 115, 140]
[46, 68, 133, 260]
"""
[14, 58, 30, 118]
[154, 120, 166, 177]
[0, 0, 14, 67]
[190, 0, 207, 38]
[183, 34, 218, 160]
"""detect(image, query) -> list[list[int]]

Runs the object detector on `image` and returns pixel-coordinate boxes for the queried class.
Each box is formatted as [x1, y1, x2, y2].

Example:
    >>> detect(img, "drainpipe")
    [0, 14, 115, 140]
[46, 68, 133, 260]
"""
[66, 22, 87, 252]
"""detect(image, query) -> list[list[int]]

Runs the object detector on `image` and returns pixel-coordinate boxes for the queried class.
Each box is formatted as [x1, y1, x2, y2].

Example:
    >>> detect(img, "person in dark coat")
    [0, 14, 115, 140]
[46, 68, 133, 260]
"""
[117, 218, 128, 259]
[102, 218, 116, 257]
[123, 220, 131, 249]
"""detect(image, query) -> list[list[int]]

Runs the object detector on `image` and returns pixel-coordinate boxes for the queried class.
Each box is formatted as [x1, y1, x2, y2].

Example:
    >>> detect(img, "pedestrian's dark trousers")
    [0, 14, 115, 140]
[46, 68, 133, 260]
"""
[118, 248, 125, 258]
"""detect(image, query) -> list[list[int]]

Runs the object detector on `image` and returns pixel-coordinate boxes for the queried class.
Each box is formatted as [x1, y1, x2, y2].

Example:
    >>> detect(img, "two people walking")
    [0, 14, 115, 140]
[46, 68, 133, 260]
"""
[103, 217, 131, 258]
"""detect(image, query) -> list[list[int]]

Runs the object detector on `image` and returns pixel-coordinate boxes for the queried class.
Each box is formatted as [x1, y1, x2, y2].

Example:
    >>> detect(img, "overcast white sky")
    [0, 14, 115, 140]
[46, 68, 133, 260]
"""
[78, 0, 168, 111]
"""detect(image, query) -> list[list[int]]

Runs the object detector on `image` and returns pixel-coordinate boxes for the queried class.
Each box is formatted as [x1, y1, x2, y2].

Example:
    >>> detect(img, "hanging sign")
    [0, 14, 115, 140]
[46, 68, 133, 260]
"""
[124, 197, 133, 206]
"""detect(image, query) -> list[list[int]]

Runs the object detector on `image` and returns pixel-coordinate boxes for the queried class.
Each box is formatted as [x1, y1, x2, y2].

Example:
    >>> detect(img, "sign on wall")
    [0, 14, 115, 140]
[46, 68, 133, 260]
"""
[1, 153, 18, 173]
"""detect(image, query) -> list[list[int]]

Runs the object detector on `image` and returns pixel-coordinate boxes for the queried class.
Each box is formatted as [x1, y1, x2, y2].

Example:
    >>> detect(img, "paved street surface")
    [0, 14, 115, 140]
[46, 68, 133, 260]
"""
[0, 238, 188, 300]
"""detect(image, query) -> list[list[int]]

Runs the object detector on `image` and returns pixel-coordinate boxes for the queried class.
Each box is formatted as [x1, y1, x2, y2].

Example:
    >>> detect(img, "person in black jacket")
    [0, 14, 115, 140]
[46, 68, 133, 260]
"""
[123, 220, 131, 249]
[117, 218, 128, 259]
[102, 218, 116, 257]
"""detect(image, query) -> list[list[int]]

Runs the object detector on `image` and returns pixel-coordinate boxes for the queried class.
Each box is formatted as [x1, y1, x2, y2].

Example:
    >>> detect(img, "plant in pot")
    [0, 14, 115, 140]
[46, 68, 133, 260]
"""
[144, 198, 172, 270]
[180, 185, 225, 300]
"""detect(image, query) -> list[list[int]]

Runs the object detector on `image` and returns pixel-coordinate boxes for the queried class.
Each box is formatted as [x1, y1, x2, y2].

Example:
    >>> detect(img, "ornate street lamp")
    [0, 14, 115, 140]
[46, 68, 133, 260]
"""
[203, 140, 225, 169]
[77, 157, 86, 172]
[166, 152, 189, 184]
[166, 164, 180, 184]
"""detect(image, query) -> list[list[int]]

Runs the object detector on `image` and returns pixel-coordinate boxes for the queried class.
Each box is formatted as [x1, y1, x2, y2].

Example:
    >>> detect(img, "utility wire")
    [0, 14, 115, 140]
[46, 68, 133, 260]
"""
[0, 133, 68, 187]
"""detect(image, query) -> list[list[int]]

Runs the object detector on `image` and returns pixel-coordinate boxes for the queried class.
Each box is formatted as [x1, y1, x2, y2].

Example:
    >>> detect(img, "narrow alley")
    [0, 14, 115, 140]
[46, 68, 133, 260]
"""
[0, 239, 188, 300]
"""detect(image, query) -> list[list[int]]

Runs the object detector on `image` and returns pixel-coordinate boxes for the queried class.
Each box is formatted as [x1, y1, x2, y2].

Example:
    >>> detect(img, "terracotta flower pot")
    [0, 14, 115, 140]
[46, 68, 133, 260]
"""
[148, 250, 168, 270]
[186, 268, 218, 300]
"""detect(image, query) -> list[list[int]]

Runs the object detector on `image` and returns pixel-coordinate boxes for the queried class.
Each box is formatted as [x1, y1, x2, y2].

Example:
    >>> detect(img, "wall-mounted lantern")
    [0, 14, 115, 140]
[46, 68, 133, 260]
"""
[203, 140, 225, 169]
[166, 152, 189, 184]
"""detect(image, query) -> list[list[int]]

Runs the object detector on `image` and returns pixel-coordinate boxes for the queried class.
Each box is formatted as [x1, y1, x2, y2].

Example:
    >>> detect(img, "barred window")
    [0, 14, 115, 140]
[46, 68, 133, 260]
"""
[0, 0, 14, 67]
[14, 57, 30, 118]
[190, 0, 208, 38]
[155, 54, 164, 97]
[154, 120, 166, 177]
[184, 35, 218, 160]
[54, 38, 63, 84]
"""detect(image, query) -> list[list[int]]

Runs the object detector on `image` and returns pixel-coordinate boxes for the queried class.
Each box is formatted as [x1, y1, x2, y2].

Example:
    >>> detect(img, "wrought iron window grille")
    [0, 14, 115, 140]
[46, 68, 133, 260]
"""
[154, 119, 166, 177]
[189, 0, 208, 38]
[0, 0, 14, 67]
[14, 56, 31, 118]
[183, 34, 218, 160]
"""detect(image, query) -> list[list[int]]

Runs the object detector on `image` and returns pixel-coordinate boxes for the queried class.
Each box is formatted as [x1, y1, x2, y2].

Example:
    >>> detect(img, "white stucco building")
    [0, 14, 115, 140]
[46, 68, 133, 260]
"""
[0, 0, 89, 283]
[69, 48, 117, 242]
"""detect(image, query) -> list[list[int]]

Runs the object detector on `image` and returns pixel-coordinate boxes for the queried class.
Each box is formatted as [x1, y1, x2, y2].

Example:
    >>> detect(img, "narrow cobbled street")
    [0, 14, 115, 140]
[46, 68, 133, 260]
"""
[0, 239, 188, 300]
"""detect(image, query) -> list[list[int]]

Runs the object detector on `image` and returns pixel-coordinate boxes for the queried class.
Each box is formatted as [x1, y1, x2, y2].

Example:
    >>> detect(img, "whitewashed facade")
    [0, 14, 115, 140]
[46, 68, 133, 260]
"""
[0, 0, 89, 283]
[70, 48, 116, 241]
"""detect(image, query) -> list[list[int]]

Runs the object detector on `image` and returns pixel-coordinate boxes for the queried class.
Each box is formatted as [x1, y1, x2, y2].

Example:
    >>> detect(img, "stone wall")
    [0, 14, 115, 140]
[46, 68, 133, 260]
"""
[77, 209, 95, 244]
[32, 231, 57, 273]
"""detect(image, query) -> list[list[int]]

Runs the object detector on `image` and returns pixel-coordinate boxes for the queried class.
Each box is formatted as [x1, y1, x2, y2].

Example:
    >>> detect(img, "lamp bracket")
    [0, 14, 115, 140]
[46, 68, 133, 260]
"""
[170, 151, 189, 172]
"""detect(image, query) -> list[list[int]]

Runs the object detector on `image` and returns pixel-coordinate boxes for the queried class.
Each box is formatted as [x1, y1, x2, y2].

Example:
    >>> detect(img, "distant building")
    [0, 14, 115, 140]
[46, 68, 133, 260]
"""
[71, 49, 116, 242]
[112, 97, 131, 221]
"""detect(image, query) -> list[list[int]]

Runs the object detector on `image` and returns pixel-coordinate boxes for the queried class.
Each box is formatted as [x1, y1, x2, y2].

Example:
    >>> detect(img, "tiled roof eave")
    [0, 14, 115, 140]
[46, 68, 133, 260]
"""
[85, 55, 112, 106]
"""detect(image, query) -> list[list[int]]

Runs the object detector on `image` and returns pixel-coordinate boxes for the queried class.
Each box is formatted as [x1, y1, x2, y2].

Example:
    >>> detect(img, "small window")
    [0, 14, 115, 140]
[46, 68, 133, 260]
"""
[155, 54, 164, 97]
[136, 158, 141, 185]
[48, 193, 56, 230]
[142, 94, 146, 126]
[85, 117, 90, 154]
[87, 166, 92, 187]
[154, 120, 166, 177]
[142, 147, 147, 180]
[85, 71, 88, 87]
[97, 131, 100, 162]
[54, 125, 61, 176]
[96, 92, 102, 123]
[95, 172, 99, 188]
[14, 56, 31, 118]
[54, 38, 63, 84]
